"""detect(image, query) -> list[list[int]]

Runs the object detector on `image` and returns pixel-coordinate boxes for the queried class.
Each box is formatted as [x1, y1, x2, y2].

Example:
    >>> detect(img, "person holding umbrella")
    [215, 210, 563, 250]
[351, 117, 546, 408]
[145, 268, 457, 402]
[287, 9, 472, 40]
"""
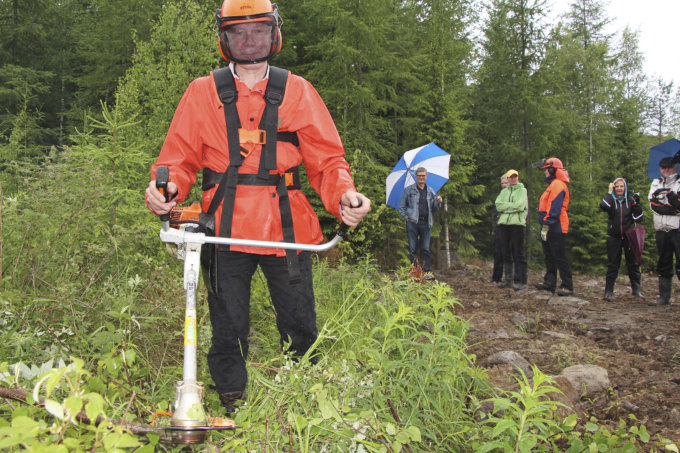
[599, 178, 644, 300]
[648, 156, 680, 306]
[535, 157, 574, 296]
[494, 169, 528, 291]
[398, 167, 443, 279]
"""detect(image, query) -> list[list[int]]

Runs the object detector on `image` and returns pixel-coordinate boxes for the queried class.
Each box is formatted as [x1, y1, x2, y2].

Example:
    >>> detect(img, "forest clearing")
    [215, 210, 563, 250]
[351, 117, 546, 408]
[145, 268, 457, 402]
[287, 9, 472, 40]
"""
[441, 260, 680, 447]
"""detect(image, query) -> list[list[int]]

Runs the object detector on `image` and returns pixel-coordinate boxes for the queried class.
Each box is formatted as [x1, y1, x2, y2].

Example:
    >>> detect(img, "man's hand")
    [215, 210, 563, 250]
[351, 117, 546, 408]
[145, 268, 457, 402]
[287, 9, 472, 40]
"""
[339, 191, 371, 227]
[668, 191, 680, 208]
[653, 188, 669, 201]
[146, 180, 178, 215]
[435, 195, 443, 203]
[541, 225, 549, 241]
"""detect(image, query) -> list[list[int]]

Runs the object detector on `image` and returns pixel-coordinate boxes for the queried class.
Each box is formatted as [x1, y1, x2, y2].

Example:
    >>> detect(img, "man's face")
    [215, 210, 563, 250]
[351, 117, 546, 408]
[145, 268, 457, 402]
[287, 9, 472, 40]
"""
[508, 174, 519, 185]
[660, 165, 677, 178]
[416, 172, 427, 185]
[225, 21, 273, 62]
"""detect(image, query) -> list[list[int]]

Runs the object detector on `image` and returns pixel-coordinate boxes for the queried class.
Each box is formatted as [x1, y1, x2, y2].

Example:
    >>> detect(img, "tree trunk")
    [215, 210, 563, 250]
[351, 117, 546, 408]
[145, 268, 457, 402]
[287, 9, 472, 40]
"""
[444, 197, 450, 268]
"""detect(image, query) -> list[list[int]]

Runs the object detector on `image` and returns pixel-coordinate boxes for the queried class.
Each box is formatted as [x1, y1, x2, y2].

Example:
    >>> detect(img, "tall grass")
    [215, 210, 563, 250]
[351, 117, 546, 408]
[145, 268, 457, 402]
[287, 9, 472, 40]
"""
[228, 258, 489, 452]
[1, 246, 489, 451]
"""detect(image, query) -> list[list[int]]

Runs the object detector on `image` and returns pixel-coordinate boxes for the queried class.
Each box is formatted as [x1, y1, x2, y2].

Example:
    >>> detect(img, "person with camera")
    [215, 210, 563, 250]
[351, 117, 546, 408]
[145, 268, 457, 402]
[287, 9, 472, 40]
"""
[599, 178, 644, 300]
[648, 156, 680, 306]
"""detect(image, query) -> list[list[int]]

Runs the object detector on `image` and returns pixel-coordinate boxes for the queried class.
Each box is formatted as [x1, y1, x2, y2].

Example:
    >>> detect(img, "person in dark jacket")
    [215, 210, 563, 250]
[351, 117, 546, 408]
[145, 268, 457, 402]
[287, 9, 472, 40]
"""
[398, 167, 443, 279]
[599, 177, 644, 300]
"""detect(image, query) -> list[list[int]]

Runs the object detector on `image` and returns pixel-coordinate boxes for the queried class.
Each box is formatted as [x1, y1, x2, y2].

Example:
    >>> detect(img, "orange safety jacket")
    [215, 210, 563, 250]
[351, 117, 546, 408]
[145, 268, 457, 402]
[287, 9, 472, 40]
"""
[538, 174, 570, 234]
[150, 65, 356, 256]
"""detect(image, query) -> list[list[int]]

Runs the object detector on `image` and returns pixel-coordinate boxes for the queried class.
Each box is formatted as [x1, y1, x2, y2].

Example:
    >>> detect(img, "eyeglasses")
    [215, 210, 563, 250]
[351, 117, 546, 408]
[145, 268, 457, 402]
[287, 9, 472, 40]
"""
[224, 22, 273, 41]
[416, 174, 427, 177]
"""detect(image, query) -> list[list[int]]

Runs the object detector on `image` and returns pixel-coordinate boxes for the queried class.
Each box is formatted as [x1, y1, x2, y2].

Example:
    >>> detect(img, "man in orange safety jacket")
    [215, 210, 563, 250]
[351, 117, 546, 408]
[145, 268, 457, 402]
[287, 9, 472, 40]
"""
[534, 157, 574, 296]
[145, 0, 371, 414]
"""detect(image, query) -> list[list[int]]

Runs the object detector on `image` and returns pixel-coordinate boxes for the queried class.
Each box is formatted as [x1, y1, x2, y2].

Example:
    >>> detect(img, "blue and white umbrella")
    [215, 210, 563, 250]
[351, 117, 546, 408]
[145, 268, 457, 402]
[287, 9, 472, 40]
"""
[647, 138, 680, 180]
[386, 143, 450, 209]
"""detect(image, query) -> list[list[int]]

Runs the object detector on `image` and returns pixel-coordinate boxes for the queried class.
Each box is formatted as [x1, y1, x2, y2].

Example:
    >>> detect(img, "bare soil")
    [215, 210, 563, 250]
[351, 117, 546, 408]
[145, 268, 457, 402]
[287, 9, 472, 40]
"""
[438, 261, 680, 444]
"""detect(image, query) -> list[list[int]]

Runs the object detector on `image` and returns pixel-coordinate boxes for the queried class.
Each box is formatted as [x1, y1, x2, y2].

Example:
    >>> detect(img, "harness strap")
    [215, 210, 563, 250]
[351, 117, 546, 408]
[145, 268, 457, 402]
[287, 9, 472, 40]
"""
[210, 65, 301, 283]
[258, 66, 287, 180]
[213, 67, 243, 244]
[202, 167, 301, 191]
[276, 176, 301, 283]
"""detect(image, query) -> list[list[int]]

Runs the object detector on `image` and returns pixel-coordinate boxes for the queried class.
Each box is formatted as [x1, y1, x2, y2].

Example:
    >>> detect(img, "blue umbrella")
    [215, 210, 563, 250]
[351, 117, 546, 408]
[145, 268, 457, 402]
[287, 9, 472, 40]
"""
[647, 138, 680, 180]
[386, 143, 450, 209]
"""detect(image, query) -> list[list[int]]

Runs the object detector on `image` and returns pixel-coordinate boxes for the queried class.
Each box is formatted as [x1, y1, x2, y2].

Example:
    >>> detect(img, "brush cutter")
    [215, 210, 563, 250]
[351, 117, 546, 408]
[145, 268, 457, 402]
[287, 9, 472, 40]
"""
[154, 166, 357, 444]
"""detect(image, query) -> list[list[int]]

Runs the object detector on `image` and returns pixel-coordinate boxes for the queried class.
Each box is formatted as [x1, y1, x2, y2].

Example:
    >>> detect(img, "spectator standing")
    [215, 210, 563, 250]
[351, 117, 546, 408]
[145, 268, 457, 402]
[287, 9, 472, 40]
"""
[398, 167, 443, 279]
[648, 157, 680, 306]
[599, 178, 644, 300]
[495, 169, 528, 290]
[492, 175, 509, 283]
[535, 157, 574, 296]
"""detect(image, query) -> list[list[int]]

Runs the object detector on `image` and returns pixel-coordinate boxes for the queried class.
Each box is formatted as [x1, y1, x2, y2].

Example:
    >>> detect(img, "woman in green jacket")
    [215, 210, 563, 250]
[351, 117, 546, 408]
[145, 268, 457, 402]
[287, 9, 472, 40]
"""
[495, 169, 529, 290]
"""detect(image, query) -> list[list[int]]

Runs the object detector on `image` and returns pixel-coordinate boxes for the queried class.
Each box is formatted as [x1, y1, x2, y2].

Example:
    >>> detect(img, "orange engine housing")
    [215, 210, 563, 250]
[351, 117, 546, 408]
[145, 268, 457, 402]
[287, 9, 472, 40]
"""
[169, 203, 202, 229]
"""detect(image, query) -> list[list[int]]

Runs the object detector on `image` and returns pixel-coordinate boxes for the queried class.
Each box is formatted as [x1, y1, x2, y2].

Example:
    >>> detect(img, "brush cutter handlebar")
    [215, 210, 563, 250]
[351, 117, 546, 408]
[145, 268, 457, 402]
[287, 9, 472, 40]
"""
[155, 166, 357, 251]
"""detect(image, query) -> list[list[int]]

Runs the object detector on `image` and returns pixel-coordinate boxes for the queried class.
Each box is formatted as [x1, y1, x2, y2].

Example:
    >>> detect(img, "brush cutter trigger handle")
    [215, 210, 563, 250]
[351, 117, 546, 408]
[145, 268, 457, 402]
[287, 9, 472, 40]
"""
[337, 197, 363, 237]
[155, 166, 171, 222]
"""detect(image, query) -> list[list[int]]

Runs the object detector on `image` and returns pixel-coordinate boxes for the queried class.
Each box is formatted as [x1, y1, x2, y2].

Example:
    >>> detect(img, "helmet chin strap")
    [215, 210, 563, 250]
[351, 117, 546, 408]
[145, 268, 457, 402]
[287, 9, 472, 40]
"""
[230, 54, 272, 65]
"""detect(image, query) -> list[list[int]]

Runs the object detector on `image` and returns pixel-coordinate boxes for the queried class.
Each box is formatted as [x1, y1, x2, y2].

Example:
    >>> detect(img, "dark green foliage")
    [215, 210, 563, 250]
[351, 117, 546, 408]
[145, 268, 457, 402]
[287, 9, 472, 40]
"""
[0, 0, 672, 273]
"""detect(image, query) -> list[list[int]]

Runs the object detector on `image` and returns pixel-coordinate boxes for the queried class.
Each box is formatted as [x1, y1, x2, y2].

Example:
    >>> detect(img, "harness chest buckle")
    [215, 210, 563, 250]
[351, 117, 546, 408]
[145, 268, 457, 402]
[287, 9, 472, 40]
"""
[238, 128, 266, 145]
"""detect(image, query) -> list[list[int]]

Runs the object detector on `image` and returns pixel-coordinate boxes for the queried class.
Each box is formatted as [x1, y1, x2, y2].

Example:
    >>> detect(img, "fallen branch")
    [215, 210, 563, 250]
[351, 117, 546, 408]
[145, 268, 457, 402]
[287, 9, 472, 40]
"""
[386, 398, 413, 453]
[0, 386, 172, 443]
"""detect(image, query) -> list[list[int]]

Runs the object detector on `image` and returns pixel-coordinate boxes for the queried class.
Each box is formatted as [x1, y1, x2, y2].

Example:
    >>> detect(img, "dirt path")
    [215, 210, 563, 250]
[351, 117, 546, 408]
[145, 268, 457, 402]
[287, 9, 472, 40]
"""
[438, 262, 680, 443]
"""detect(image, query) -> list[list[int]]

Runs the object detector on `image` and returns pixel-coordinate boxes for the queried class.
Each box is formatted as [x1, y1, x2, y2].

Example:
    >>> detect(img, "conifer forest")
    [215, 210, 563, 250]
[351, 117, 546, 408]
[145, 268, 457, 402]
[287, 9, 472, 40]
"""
[1, 0, 680, 451]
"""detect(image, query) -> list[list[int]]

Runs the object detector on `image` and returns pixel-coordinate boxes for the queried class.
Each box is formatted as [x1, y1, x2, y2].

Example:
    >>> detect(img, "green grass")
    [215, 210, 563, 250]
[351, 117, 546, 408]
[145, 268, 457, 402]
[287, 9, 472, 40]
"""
[1, 251, 677, 451]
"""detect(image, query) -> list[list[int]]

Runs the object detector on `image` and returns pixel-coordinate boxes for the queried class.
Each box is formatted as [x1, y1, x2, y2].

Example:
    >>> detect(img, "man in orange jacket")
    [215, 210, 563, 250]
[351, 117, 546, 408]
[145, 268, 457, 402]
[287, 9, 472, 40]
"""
[535, 157, 574, 296]
[145, 0, 370, 413]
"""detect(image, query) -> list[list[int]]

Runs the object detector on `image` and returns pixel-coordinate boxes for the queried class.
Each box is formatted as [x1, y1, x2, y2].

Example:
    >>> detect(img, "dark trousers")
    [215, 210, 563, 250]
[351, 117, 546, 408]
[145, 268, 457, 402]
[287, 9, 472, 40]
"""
[406, 220, 432, 271]
[499, 225, 527, 284]
[541, 231, 573, 290]
[606, 235, 640, 287]
[492, 224, 503, 282]
[655, 229, 680, 279]
[207, 251, 317, 394]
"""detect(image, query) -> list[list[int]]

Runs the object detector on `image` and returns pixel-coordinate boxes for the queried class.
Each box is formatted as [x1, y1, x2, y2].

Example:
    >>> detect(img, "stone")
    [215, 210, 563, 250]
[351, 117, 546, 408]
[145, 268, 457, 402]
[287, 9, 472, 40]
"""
[559, 364, 610, 398]
[486, 350, 533, 378]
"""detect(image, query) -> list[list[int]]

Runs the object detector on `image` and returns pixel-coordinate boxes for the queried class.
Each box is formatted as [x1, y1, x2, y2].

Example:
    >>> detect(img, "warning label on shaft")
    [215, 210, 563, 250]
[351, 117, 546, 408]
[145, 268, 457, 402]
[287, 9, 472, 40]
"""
[184, 307, 197, 346]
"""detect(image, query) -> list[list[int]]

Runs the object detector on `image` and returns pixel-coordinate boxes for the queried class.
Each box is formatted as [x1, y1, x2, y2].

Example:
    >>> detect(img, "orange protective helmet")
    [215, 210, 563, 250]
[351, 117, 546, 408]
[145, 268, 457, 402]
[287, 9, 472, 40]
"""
[540, 157, 564, 171]
[214, 0, 282, 64]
